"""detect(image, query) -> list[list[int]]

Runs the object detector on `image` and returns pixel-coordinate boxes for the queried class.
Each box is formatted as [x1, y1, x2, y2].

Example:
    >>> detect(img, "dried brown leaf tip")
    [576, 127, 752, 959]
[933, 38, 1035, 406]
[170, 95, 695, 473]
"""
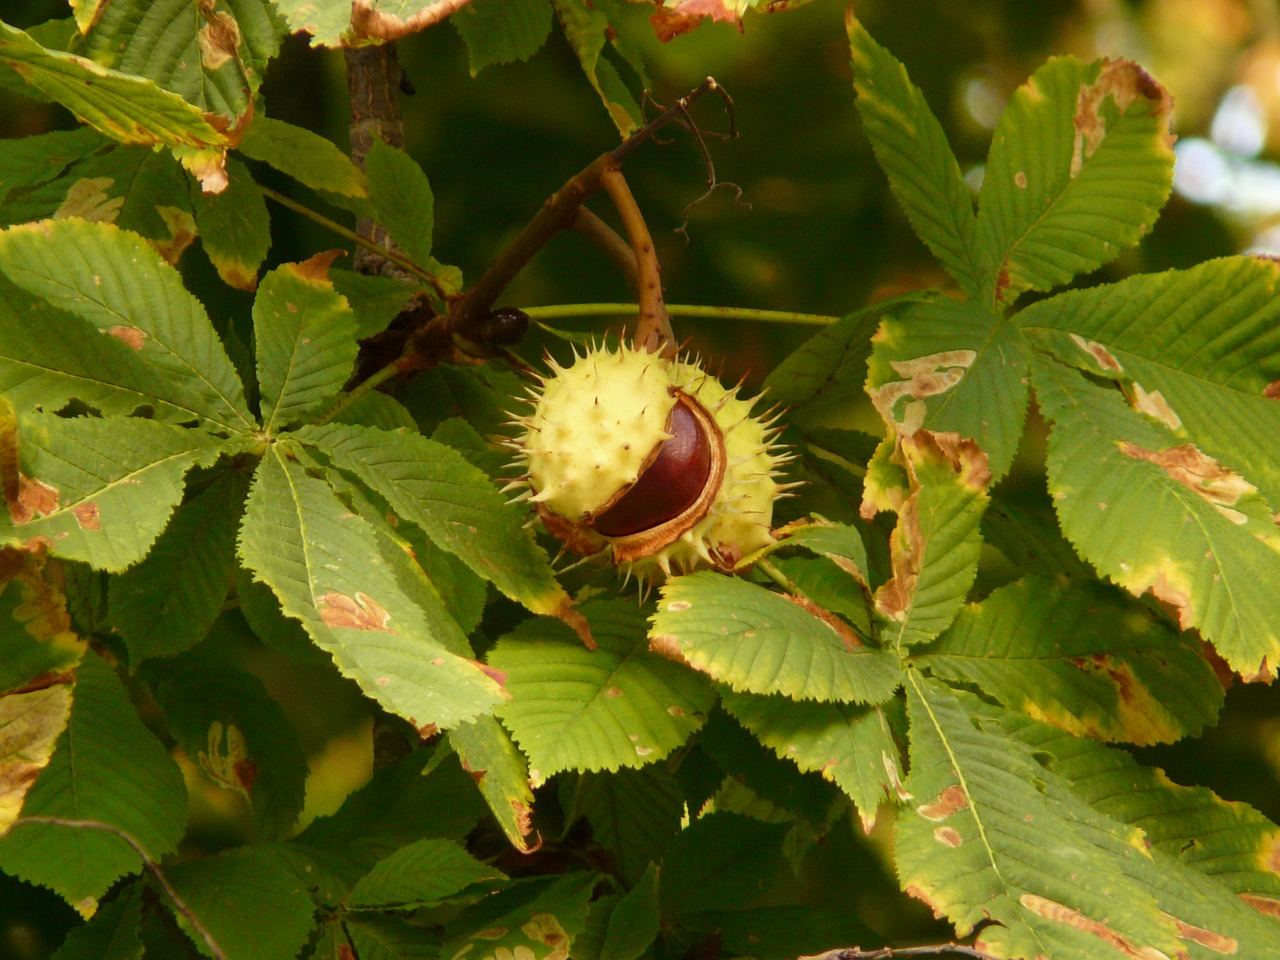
[289, 249, 343, 284]
[1118, 442, 1256, 525]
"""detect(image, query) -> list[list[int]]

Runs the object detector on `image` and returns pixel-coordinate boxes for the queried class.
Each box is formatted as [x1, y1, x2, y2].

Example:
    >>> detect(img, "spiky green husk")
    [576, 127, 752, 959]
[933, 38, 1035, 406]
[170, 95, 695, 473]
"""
[511, 341, 786, 581]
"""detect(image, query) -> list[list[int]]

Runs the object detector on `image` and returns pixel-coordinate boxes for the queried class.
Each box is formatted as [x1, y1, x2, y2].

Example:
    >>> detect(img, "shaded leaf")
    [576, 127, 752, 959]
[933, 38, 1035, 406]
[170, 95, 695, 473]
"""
[442, 873, 596, 960]
[552, 0, 641, 137]
[141, 654, 308, 840]
[1032, 353, 1280, 680]
[0, 682, 73, 836]
[452, 0, 553, 74]
[237, 447, 506, 730]
[329, 268, 419, 340]
[345, 915, 439, 960]
[254, 257, 358, 432]
[0, 127, 105, 201]
[0, 413, 219, 572]
[651, 572, 900, 702]
[977, 57, 1174, 307]
[347, 837, 505, 911]
[659, 812, 788, 916]
[238, 116, 368, 199]
[848, 17, 982, 298]
[0, 218, 254, 432]
[109, 469, 246, 661]
[599, 865, 659, 960]
[448, 715, 537, 854]
[365, 140, 434, 269]
[49, 885, 143, 960]
[0, 654, 187, 908]
[699, 904, 883, 960]
[0, 548, 87, 696]
[567, 766, 683, 885]
[191, 155, 271, 290]
[919, 576, 1223, 744]
[490, 599, 715, 779]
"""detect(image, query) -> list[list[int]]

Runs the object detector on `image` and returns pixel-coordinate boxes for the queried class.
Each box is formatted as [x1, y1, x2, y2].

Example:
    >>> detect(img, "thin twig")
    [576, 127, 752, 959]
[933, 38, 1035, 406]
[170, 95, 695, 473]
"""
[520, 302, 838, 326]
[569, 207, 640, 296]
[799, 944, 1002, 960]
[13, 816, 228, 960]
[611, 77, 737, 165]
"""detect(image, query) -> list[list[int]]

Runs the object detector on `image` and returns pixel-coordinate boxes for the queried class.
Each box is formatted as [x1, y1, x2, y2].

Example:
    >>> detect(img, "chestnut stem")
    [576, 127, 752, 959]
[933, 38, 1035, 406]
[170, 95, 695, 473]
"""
[599, 164, 675, 356]
[521, 302, 839, 326]
[569, 207, 640, 297]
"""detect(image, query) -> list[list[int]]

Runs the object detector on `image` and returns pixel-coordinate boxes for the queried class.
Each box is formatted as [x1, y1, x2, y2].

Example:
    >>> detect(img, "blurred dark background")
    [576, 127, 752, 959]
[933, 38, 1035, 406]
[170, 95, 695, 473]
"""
[2, 0, 1279, 955]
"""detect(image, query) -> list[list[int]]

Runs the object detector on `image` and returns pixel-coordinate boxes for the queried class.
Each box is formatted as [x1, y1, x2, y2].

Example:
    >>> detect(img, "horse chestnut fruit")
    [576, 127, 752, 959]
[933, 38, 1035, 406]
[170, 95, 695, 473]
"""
[507, 341, 789, 581]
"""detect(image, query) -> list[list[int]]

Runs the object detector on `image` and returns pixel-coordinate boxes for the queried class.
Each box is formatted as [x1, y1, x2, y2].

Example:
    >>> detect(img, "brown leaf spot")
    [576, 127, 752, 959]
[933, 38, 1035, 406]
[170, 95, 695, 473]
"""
[883, 749, 911, 802]
[106, 326, 147, 350]
[53, 177, 122, 223]
[1119, 442, 1255, 525]
[605, 686, 624, 697]
[198, 9, 241, 70]
[917, 784, 969, 821]
[1166, 915, 1237, 954]
[11, 476, 60, 525]
[522, 914, 571, 960]
[1014, 170, 1028, 188]
[317, 591, 394, 632]
[1070, 333, 1124, 373]
[474, 661, 508, 689]
[23, 536, 54, 553]
[1263, 381, 1280, 400]
[783, 594, 863, 650]
[289, 249, 343, 284]
[871, 350, 978, 434]
[1130, 383, 1182, 431]
[417, 723, 439, 740]
[232, 758, 258, 793]
[933, 826, 962, 847]
[1071, 59, 1173, 178]
[1020, 894, 1154, 958]
[72, 502, 100, 531]
[338, 946, 357, 960]
[1239, 893, 1280, 918]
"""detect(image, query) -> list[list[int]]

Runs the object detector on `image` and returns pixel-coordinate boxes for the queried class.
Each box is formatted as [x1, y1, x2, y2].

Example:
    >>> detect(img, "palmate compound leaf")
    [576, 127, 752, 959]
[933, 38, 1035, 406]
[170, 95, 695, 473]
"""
[720, 689, 901, 832]
[0, 219, 254, 433]
[0, 21, 232, 191]
[488, 599, 715, 781]
[993, 711, 1280, 955]
[872, 431, 991, 651]
[1030, 353, 1280, 680]
[295, 422, 577, 628]
[976, 56, 1174, 309]
[865, 298, 1030, 481]
[0, 654, 187, 910]
[898, 671, 1181, 960]
[1017, 256, 1280, 512]
[346, 837, 506, 911]
[847, 16, 982, 299]
[448, 716, 538, 854]
[0, 413, 222, 572]
[254, 256, 358, 433]
[650, 572, 901, 702]
[236, 445, 506, 731]
[77, 0, 284, 119]
[1005, 715, 1280, 920]
[918, 575, 1224, 745]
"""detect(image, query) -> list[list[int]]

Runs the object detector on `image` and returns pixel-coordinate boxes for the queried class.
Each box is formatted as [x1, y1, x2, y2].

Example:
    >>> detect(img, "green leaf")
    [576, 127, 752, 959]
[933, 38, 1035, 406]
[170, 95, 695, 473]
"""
[191, 155, 271, 290]
[977, 57, 1174, 308]
[566, 767, 683, 885]
[1031, 353, 1280, 680]
[448, 715, 538, 853]
[0, 21, 232, 191]
[0, 654, 187, 908]
[442, 873, 596, 960]
[165, 845, 316, 960]
[347, 838, 505, 911]
[919, 576, 1223, 745]
[652, 572, 901, 703]
[866, 298, 1030, 481]
[78, 0, 284, 119]
[1017, 256, 1280, 509]
[659, 812, 788, 916]
[0, 413, 219, 572]
[330, 269, 419, 340]
[897, 672, 1179, 959]
[49, 885, 143, 960]
[254, 258, 358, 432]
[0, 549, 87, 696]
[552, 0, 641, 137]
[109, 469, 246, 661]
[365, 140, 434, 269]
[981, 496, 1092, 580]
[295, 422, 573, 622]
[847, 17, 982, 298]
[237, 447, 506, 729]
[452, 0, 553, 74]
[345, 915, 439, 960]
[141, 654, 307, 840]
[489, 599, 715, 779]
[238, 116, 368, 198]
[0, 127, 105, 200]
[0, 682, 73, 836]
[599, 865, 659, 960]
[699, 904, 883, 960]
[268, 0, 352, 46]
[0, 219, 254, 432]
[873, 432, 990, 650]
[721, 690, 900, 830]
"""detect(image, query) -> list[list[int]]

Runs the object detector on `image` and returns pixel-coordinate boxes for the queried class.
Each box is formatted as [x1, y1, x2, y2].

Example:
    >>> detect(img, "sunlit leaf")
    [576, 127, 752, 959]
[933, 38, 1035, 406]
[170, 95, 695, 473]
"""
[919, 576, 1223, 744]
[847, 16, 982, 298]
[651, 572, 900, 702]
[0, 682, 72, 836]
[1032, 353, 1280, 680]
[448, 716, 537, 854]
[490, 599, 715, 779]
[0, 654, 187, 908]
[977, 56, 1174, 308]
[237, 446, 506, 730]
[238, 116, 368, 198]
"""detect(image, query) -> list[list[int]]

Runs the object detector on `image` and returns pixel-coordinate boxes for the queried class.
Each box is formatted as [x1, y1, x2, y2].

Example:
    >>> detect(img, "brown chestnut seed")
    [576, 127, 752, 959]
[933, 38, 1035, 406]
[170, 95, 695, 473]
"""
[592, 398, 712, 537]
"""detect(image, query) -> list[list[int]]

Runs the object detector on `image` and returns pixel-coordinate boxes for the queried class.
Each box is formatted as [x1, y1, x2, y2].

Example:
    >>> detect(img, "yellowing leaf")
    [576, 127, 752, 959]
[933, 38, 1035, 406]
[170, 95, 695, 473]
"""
[0, 681, 72, 835]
